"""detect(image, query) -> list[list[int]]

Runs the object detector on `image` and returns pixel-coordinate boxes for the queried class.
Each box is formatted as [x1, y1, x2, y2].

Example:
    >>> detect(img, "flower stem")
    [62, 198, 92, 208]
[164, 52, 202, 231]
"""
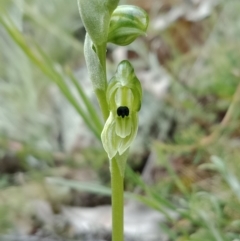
[95, 89, 109, 121]
[111, 157, 124, 241]
[95, 43, 109, 121]
[96, 43, 124, 241]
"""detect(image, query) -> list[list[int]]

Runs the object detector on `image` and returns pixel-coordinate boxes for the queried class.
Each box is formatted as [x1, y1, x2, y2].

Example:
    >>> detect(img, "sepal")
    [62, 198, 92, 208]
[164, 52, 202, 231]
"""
[107, 60, 142, 111]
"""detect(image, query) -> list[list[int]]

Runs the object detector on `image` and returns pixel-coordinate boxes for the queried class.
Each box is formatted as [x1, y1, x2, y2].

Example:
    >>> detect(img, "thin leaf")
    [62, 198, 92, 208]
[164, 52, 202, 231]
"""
[0, 13, 101, 139]
[67, 69, 103, 132]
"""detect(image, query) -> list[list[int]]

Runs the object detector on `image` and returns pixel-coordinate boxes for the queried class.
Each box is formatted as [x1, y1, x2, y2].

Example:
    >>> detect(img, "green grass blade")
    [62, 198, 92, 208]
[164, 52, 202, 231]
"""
[67, 69, 103, 132]
[47, 177, 112, 196]
[0, 14, 101, 139]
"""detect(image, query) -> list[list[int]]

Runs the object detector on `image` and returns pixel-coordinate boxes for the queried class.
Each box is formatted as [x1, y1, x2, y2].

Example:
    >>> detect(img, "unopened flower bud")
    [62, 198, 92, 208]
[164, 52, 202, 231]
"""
[108, 5, 149, 46]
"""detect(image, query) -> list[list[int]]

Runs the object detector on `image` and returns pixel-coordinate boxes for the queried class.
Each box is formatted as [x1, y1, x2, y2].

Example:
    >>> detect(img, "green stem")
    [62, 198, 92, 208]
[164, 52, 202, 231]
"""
[95, 89, 109, 122]
[111, 158, 124, 241]
[96, 43, 124, 241]
[96, 43, 107, 76]
[95, 43, 109, 121]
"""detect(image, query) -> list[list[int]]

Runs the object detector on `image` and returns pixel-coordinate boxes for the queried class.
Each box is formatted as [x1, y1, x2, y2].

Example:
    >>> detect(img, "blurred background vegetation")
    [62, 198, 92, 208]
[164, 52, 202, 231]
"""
[0, 0, 240, 240]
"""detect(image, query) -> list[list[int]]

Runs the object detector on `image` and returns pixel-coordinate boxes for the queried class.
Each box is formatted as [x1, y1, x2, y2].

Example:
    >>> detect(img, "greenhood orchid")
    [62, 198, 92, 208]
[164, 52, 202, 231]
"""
[101, 60, 142, 160]
[76, 0, 148, 238]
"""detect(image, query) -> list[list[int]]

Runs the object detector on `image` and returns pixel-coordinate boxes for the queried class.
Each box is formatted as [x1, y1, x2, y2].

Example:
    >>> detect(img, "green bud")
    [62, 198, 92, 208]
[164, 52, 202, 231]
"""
[78, 0, 119, 45]
[108, 5, 149, 46]
[101, 60, 142, 161]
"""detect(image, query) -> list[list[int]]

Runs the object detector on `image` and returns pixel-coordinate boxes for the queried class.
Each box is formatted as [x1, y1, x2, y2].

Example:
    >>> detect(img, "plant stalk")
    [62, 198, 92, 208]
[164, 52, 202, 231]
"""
[95, 43, 109, 121]
[96, 43, 124, 241]
[111, 157, 124, 241]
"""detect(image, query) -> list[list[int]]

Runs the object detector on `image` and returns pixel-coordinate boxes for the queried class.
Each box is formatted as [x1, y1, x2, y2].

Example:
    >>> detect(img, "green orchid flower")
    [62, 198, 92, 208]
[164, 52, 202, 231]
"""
[101, 60, 142, 160]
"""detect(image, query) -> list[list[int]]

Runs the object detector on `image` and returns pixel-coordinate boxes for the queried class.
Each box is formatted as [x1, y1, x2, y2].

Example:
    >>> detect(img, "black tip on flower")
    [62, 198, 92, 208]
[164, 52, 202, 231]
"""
[117, 106, 129, 118]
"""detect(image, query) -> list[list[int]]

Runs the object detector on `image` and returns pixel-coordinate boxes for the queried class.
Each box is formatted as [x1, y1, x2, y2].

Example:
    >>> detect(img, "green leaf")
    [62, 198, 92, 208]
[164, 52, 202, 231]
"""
[77, 0, 119, 45]
[0, 13, 101, 140]
[83, 33, 106, 91]
[115, 149, 129, 177]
